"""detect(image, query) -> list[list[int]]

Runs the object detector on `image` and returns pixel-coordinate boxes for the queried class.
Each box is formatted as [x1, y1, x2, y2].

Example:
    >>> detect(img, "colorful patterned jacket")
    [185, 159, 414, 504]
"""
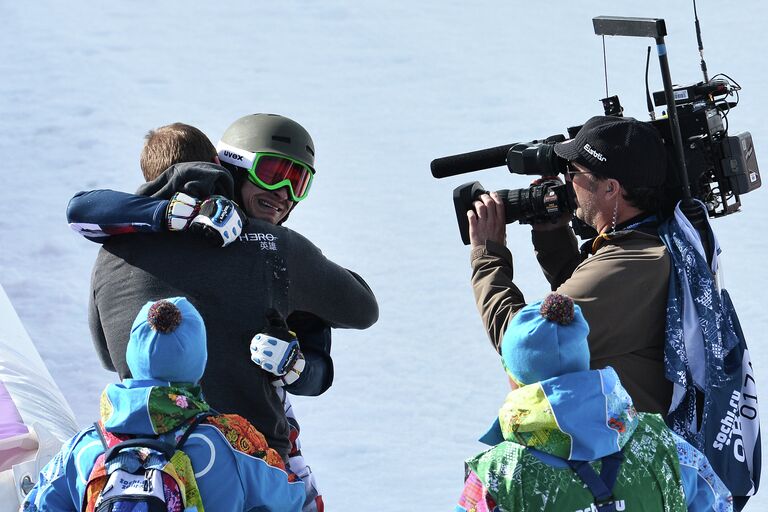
[457, 367, 732, 512]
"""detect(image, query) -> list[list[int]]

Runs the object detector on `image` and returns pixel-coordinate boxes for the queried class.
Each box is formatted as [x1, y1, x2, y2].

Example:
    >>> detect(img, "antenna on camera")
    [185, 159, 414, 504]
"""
[592, 15, 718, 267]
[592, 16, 692, 199]
[598, 35, 624, 117]
[644, 47, 656, 120]
[601, 36, 609, 98]
[693, 0, 709, 82]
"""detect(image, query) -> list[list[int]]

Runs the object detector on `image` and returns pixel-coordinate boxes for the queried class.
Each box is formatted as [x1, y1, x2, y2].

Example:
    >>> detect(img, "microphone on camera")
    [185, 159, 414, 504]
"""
[430, 144, 515, 179]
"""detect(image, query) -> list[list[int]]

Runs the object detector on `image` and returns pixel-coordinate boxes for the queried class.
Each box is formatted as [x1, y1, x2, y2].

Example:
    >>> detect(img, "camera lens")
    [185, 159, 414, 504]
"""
[507, 143, 567, 176]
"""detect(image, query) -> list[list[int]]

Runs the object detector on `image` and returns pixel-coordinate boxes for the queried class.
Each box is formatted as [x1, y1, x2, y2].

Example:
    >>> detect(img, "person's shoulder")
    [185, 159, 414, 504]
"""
[61, 426, 103, 467]
[203, 413, 267, 445]
[142, 161, 229, 183]
[470, 440, 528, 465]
[93, 233, 210, 281]
[610, 226, 664, 247]
[632, 413, 678, 446]
[593, 229, 667, 260]
[196, 415, 286, 467]
[137, 162, 234, 199]
[97, 231, 177, 253]
[467, 441, 538, 488]
[240, 219, 321, 252]
[635, 411, 667, 428]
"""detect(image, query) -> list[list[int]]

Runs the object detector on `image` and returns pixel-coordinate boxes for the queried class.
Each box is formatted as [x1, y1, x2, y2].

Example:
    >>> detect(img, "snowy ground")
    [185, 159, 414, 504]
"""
[1, 1, 766, 509]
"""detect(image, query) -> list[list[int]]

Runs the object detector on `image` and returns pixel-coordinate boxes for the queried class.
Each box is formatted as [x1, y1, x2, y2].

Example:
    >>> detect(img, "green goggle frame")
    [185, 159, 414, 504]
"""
[245, 152, 315, 202]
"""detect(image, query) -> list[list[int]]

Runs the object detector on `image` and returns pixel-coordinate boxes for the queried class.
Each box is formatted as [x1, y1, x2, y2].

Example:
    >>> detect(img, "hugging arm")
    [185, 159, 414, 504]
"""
[66, 190, 169, 243]
[67, 189, 243, 247]
[250, 311, 334, 396]
[290, 238, 379, 330]
[285, 313, 334, 396]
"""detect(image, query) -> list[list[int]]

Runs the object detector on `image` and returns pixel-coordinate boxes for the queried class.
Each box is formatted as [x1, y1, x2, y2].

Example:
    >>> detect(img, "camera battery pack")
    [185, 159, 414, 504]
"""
[722, 132, 761, 194]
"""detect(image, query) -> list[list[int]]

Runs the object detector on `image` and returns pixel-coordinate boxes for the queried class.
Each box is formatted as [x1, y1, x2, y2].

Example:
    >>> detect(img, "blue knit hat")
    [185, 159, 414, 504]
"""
[126, 297, 207, 383]
[501, 293, 590, 385]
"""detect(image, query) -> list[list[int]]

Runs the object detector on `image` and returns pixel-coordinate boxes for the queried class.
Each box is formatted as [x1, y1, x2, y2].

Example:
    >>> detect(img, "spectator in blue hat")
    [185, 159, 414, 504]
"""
[457, 293, 731, 512]
[23, 297, 304, 512]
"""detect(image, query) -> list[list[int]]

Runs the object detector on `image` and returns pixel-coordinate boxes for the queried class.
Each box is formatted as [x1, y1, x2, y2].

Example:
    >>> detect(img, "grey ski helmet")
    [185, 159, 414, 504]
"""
[216, 113, 315, 170]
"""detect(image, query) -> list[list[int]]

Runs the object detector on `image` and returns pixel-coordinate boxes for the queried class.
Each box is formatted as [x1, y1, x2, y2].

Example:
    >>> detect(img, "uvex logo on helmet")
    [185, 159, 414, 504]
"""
[583, 144, 607, 162]
[222, 150, 244, 162]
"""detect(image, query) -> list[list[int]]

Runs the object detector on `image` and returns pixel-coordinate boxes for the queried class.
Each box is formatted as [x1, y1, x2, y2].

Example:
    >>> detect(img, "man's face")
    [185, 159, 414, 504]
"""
[566, 161, 605, 228]
[240, 179, 293, 225]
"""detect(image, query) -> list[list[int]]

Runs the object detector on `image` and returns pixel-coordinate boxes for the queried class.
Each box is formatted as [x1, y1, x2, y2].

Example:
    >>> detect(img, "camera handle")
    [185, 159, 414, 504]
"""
[592, 16, 713, 268]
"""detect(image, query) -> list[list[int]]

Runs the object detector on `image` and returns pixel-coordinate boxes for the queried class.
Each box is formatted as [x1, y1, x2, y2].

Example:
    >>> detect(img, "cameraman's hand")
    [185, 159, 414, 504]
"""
[468, 192, 506, 249]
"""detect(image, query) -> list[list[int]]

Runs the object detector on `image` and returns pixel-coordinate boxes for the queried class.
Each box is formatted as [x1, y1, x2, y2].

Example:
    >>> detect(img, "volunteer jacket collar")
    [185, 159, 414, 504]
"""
[100, 378, 210, 436]
[480, 367, 639, 461]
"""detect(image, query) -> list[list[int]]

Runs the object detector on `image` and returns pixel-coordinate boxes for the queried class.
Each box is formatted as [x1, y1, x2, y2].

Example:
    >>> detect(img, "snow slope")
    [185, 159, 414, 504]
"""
[1, 1, 766, 509]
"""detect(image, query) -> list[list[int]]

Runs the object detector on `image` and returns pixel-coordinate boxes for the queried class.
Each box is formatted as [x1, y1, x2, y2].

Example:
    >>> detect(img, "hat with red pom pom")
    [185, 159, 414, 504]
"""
[126, 297, 207, 383]
[501, 293, 590, 385]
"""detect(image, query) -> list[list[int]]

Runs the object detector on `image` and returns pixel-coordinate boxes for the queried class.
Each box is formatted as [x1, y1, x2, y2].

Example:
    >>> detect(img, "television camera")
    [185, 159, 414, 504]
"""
[431, 13, 761, 246]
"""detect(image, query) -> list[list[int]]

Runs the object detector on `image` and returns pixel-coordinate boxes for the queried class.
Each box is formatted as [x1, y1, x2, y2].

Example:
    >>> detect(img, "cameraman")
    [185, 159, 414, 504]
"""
[469, 116, 672, 415]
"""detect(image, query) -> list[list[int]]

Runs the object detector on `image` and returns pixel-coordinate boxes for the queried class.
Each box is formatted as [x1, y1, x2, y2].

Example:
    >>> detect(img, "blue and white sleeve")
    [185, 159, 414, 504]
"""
[66, 189, 169, 243]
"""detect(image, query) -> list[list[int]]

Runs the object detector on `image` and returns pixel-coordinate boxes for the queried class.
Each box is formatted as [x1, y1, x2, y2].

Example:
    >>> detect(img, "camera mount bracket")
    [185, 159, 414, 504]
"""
[593, 16, 712, 265]
[592, 16, 691, 202]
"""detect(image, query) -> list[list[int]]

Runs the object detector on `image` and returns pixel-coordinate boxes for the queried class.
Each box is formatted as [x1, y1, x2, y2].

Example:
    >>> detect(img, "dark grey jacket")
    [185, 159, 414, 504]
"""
[88, 163, 378, 459]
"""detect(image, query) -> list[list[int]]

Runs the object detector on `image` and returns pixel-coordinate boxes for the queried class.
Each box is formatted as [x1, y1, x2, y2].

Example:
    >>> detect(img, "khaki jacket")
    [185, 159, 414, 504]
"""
[471, 225, 671, 414]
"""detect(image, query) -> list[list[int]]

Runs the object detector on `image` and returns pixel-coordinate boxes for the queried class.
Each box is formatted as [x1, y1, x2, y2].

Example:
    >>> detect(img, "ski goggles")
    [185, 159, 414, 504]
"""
[217, 141, 314, 202]
[245, 153, 314, 202]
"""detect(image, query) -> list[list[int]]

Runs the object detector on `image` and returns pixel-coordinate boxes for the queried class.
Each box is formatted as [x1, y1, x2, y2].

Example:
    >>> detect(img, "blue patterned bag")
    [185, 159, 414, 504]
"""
[659, 202, 761, 506]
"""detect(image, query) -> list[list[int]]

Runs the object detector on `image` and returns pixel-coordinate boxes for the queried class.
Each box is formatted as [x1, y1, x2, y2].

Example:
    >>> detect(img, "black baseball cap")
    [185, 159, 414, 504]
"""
[554, 116, 667, 188]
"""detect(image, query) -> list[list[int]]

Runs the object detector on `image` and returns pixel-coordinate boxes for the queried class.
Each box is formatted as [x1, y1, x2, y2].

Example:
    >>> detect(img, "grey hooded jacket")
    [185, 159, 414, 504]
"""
[88, 162, 378, 459]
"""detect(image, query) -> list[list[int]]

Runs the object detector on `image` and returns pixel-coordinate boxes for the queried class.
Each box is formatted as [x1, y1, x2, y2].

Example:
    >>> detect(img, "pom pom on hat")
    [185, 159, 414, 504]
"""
[126, 297, 207, 383]
[147, 300, 183, 333]
[539, 293, 575, 325]
[501, 293, 590, 385]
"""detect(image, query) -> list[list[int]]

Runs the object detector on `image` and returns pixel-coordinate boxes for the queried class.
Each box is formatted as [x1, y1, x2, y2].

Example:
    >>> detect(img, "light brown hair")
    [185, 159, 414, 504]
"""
[139, 123, 217, 181]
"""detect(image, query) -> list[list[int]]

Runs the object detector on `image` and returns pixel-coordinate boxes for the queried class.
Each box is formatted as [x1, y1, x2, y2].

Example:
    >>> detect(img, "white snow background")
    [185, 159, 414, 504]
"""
[1, 1, 766, 509]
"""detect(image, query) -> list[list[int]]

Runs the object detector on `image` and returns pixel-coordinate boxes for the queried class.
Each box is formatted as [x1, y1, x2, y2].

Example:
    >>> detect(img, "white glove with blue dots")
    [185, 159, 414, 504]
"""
[250, 309, 305, 387]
